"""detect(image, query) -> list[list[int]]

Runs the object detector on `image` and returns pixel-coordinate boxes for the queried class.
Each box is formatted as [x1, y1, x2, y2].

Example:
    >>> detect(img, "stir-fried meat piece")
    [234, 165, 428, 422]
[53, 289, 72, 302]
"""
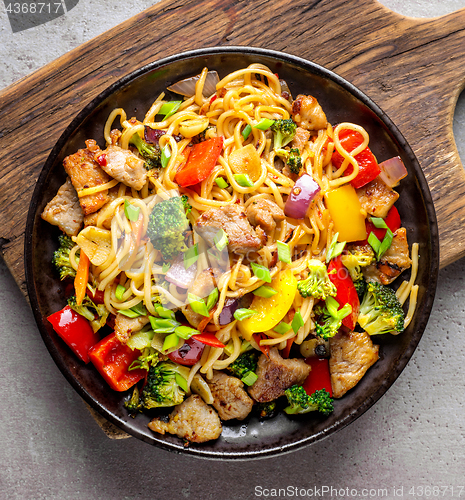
[114, 313, 150, 344]
[246, 198, 285, 232]
[291, 126, 311, 153]
[63, 146, 111, 215]
[291, 95, 328, 131]
[362, 227, 412, 285]
[329, 330, 379, 398]
[248, 348, 311, 403]
[148, 395, 222, 443]
[208, 370, 254, 421]
[98, 145, 146, 190]
[83, 185, 121, 229]
[195, 204, 265, 254]
[41, 177, 84, 236]
[182, 268, 216, 328]
[356, 176, 399, 218]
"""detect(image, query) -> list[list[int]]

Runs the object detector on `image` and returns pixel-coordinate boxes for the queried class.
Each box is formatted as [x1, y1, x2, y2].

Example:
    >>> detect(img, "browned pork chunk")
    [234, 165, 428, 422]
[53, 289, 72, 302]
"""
[41, 177, 84, 236]
[291, 95, 328, 131]
[291, 126, 311, 153]
[208, 370, 254, 421]
[362, 227, 412, 285]
[148, 395, 222, 443]
[329, 330, 379, 399]
[356, 176, 399, 218]
[63, 146, 111, 215]
[100, 145, 147, 190]
[246, 198, 285, 233]
[114, 313, 150, 344]
[195, 204, 265, 254]
[248, 348, 311, 403]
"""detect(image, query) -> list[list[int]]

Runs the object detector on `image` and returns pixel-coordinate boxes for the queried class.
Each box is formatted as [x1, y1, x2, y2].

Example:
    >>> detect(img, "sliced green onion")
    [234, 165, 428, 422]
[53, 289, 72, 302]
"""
[326, 232, 346, 263]
[155, 305, 175, 320]
[159, 101, 182, 120]
[234, 173, 254, 187]
[251, 262, 271, 283]
[162, 333, 180, 352]
[215, 177, 229, 189]
[119, 302, 147, 318]
[253, 285, 278, 298]
[174, 325, 200, 339]
[370, 217, 389, 229]
[162, 262, 171, 273]
[188, 293, 210, 317]
[233, 308, 257, 321]
[183, 243, 199, 270]
[277, 240, 292, 264]
[242, 123, 252, 140]
[206, 288, 219, 311]
[151, 318, 180, 329]
[124, 200, 140, 222]
[274, 322, 291, 335]
[368, 232, 381, 257]
[213, 229, 228, 251]
[241, 371, 258, 386]
[378, 228, 394, 260]
[253, 118, 275, 130]
[291, 310, 304, 334]
[175, 372, 189, 392]
[115, 284, 126, 301]
[161, 145, 171, 168]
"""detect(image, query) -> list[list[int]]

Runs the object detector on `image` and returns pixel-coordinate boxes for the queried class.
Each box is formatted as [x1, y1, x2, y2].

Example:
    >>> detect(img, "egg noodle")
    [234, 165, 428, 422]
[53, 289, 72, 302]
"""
[61, 64, 417, 402]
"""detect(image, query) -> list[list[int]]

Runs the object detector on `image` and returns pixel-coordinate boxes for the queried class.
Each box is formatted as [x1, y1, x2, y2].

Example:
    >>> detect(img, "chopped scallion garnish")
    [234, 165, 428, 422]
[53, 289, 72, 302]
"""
[277, 240, 291, 264]
[162, 333, 180, 352]
[215, 177, 229, 189]
[174, 325, 200, 339]
[253, 285, 278, 298]
[253, 118, 275, 130]
[251, 262, 271, 283]
[206, 287, 219, 311]
[233, 308, 257, 321]
[159, 101, 182, 120]
[175, 372, 189, 392]
[124, 200, 140, 222]
[161, 145, 171, 168]
[326, 232, 346, 263]
[234, 173, 254, 187]
[241, 371, 258, 386]
[188, 293, 210, 317]
[115, 284, 126, 301]
[119, 302, 147, 318]
[274, 322, 291, 335]
[242, 123, 252, 139]
[155, 305, 175, 319]
[291, 310, 304, 334]
[183, 244, 199, 270]
[213, 229, 228, 251]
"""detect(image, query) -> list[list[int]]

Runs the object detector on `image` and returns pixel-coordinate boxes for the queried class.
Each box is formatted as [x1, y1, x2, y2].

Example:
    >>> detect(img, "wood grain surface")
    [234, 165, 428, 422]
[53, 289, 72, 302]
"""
[1, 0, 465, 291]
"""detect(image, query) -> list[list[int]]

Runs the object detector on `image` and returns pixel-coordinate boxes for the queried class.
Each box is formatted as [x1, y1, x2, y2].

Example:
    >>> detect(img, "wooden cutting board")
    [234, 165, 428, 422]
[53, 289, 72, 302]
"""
[1, 0, 465, 294]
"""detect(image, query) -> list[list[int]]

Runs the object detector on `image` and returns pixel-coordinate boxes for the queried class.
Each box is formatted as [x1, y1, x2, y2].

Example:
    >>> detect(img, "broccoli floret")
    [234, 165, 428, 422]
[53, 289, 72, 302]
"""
[313, 296, 352, 339]
[228, 350, 259, 381]
[138, 361, 190, 409]
[128, 346, 159, 372]
[270, 118, 297, 150]
[284, 385, 334, 415]
[67, 295, 109, 333]
[358, 282, 405, 335]
[256, 400, 278, 419]
[341, 247, 375, 282]
[130, 133, 161, 170]
[353, 277, 367, 301]
[146, 196, 191, 260]
[276, 147, 302, 174]
[297, 259, 337, 300]
[181, 194, 192, 214]
[125, 386, 142, 413]
[52, 234, 76, 280]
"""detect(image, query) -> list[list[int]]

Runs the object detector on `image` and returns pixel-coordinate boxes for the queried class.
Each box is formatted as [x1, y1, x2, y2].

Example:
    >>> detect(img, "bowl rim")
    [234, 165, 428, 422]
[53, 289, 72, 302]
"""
[24, 45, 440, 460]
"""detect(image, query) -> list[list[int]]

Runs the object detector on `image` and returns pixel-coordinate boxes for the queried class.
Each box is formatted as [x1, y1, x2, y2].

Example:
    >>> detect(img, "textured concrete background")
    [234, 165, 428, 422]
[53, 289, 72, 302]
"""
[1, 1, 465, 499]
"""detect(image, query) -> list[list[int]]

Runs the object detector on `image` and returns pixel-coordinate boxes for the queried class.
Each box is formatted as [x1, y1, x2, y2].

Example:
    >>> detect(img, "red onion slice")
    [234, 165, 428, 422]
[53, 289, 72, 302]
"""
[165, 252, 197, 289]
[379, 156, 408, 187]
[167, 71, 220, 98]
[284, 174, 321, 219]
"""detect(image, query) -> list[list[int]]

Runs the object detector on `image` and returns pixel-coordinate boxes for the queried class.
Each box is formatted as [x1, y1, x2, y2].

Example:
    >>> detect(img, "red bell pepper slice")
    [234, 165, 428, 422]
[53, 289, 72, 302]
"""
[363, 205, 401, 244]
[175, 137, 223, 187]
[252, 332, 270, 358]
[48, 305, 100, 364]
[280, 337, 294, 358]
[332, 129, 381, 189]
[88, 332, 146, 391]
[327, 255, 360, 330]
[191, 332, 225, 349]
[303, 357, 333, 397]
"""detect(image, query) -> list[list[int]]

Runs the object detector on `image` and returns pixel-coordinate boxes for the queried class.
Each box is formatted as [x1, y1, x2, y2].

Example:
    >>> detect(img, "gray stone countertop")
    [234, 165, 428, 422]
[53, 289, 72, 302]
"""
[1, 1, 465, 498]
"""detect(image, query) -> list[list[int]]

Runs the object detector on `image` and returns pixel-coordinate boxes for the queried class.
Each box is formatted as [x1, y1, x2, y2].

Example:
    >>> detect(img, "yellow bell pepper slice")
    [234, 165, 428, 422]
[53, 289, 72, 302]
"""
[324, 184, 367, 242]
[237, 268, 297, 340]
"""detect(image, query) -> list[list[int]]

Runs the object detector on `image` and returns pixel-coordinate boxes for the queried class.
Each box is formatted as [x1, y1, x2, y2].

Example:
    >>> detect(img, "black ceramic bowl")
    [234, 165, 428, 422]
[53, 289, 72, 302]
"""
[25, 47, 439, 459]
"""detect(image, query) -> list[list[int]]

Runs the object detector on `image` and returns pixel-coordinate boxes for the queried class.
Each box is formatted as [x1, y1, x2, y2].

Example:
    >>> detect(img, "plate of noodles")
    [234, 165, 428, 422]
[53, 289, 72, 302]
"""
[25, 47, 438, 459]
